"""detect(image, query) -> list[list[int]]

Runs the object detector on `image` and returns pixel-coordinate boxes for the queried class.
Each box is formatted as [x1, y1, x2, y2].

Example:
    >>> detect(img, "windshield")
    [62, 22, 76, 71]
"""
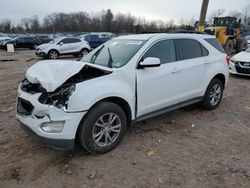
[246, 48, 250, 52]
[49, 38, 61, 44]
[81, 39, 145, 68]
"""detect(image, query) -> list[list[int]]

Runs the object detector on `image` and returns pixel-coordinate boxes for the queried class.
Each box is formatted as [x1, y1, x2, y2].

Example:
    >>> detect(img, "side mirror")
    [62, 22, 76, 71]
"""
[139, 57, 161, 68]
[59, 42, 64, 46]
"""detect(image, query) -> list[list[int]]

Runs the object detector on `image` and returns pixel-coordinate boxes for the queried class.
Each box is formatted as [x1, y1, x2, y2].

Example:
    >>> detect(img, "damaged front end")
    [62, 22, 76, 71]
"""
[16, 61, 112, 150]
[21, 64, 112, 110]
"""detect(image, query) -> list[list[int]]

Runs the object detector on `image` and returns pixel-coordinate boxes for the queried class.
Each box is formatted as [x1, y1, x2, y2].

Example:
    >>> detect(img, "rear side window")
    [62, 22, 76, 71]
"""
[175, 39, 204, 60]
[61, 38, 77, 44]
[204, 38, 225, 53]
[143, 40, 176, 64]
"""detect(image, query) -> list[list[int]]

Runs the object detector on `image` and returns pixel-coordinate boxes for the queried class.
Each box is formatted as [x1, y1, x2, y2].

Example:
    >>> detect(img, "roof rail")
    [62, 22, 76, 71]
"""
[169, 30, 207, 34]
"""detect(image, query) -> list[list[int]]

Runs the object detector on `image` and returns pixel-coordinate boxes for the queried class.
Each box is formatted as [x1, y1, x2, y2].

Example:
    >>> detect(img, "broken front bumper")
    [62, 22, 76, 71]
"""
[16, 86, 86, 150]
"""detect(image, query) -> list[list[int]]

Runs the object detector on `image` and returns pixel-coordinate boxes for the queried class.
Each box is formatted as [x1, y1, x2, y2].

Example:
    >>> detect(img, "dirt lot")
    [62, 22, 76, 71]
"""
[0, 49, 249, 188]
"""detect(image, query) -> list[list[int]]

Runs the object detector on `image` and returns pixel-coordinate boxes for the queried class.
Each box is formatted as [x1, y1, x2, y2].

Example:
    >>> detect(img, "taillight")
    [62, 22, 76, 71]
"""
[226, 56, 230, 65]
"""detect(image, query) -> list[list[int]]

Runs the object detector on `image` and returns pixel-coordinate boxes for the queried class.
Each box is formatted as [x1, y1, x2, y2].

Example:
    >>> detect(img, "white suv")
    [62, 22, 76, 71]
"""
[36, 37, 91, 59]
[16, 34, 229, 153]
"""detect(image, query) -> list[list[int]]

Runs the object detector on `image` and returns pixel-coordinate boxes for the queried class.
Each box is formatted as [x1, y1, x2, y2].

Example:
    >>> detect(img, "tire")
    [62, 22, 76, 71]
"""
[80, 48, 89, 57]
[203, 78, 224, 110]
[48, 50, 59, 59]
[33, 44, 38, 49]
[224, 39, 234, 55]
[241, 38, 248, 51]
[78, 102, 127, 154]
[236, 38, 248, 53]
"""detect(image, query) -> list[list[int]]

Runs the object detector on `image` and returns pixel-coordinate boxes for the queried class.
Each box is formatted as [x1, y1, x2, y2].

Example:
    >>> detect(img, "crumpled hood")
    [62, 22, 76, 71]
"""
[25, 60, 112, 92]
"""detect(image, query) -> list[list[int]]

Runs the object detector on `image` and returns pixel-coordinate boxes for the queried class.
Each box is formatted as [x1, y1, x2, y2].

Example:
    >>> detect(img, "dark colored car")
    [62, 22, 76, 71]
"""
[36, 35, 52, 43]
[83, 34, 110, 48]
[3, 36, 42, 49]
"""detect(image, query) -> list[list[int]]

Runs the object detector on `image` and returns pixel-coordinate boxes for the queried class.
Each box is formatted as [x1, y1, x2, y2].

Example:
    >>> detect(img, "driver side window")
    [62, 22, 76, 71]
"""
[143, 40, 176, 64]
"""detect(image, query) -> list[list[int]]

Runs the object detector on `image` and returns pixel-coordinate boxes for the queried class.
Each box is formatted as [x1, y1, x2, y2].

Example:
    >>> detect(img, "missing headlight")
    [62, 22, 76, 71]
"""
[39, 84, 75, 108]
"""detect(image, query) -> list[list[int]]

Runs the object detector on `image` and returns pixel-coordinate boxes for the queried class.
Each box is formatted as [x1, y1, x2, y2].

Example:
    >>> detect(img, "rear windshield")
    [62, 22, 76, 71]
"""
[204, 38, 225, 53]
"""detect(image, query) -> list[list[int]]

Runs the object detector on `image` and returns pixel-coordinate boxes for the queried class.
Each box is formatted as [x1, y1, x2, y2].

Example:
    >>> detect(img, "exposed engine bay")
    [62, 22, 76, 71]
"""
[21, 65, 111, 108]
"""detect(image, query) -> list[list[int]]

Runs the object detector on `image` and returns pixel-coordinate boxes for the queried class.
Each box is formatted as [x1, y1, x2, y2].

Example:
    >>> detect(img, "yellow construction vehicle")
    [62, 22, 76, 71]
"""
[204, 16, 248, 54]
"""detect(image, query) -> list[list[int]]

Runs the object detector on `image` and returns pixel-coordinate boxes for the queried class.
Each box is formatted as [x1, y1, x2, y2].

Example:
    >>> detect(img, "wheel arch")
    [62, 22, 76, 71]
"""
[212, 73, 226, 87]
[87, 96, 132, 127]
[81, 48, 90, 52]
[48, 49, 60, 55]
[75, 96, 132, 142]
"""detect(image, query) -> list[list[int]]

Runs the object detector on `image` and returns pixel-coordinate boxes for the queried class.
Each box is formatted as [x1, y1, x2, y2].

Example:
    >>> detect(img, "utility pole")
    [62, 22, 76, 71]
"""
[198, 0, 209, 32]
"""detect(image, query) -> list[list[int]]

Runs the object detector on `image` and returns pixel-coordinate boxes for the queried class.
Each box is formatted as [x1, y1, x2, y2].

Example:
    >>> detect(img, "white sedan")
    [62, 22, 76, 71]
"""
[229, 47, 250, 76]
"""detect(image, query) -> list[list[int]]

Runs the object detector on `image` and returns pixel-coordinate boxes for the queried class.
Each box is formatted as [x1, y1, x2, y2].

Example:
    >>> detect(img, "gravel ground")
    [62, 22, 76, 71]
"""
[0, 49, 249, 188]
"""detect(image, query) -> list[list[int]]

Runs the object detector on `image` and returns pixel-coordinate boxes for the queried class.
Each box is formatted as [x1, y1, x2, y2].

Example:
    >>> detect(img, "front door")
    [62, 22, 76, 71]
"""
[136, 39, 183, 117]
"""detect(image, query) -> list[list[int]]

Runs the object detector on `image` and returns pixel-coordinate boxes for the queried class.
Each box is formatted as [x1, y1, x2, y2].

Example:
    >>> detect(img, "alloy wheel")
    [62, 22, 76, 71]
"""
[92, 113, 121, 147]
[209, 84, 222, 106]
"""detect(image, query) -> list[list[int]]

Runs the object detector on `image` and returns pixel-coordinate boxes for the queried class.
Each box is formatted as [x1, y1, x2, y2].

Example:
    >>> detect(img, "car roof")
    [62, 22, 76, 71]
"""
[117, 33, 215, 41]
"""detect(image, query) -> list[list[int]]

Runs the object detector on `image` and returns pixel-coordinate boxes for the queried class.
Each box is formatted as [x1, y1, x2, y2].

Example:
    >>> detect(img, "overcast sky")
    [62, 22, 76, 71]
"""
[0, 0, 249, 24]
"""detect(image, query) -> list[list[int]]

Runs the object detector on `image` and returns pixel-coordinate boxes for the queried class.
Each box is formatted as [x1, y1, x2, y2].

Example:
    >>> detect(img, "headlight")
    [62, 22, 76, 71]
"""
[230, 59, 236, 64]
[39, 47, 45, 51]
[39, 84, 76, 108]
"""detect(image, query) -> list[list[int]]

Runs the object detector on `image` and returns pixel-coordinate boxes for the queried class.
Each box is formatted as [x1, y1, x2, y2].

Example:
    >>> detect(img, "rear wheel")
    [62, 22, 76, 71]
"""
[203, 78, 224, 110]
[48, 50, 59, 59]
[224, 39, 234, 55]
[78, 102, 127, 154]
[33, 44, 38, 49]
[80, 48, 89, 57]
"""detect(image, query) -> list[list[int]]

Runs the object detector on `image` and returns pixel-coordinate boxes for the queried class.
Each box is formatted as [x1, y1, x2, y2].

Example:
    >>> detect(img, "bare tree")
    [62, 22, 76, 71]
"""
[242, 4, 250, 31]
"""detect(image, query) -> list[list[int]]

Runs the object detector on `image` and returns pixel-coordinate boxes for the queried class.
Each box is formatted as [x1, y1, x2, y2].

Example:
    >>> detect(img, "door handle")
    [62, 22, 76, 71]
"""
[171, 67, 180, 73]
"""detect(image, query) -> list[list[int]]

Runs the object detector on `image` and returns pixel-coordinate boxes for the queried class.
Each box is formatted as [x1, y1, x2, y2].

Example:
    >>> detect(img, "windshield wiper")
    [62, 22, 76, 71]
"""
[107, 47, 113, 68]
[90, 45, 105, 64]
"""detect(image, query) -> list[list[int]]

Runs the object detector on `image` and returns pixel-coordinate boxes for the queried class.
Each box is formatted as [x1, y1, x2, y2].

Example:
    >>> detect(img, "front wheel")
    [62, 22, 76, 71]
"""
[48, 50, 59, 59]
[78, 102, 127, 154]
[203, 78, 224, 110]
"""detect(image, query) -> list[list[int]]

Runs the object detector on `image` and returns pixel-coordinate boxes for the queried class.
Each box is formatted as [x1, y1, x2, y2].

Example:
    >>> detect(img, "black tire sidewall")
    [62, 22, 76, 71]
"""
[49, 50, 58, 59]
[80, 48, 89, 57]
[203, 78, 224, 110]
[78, 102, 127, 154]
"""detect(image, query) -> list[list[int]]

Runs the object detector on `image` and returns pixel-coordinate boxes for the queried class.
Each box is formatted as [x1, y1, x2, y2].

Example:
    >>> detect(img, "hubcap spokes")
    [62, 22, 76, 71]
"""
[92, 113, 121, 147]
[51, 52, 57, 59]
[209, 84, 221, 106]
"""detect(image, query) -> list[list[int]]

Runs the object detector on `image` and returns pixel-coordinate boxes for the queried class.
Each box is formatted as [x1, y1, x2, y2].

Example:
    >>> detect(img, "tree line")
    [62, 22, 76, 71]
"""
[0, 7, 249, 34]
[0, 9, 185, 34]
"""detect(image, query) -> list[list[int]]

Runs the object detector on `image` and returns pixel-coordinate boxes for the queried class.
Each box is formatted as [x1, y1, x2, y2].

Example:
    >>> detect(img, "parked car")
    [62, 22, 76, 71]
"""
[0, 37, 12, 47]
[2, 36, 42, 49]
[36, 35, 52, 43]
[245, 36, 250, 47]
[35, 37, 91, 59]
[16, 33, 229, 153]
[0, 36, 12, 43]
[229, 47, 250, 76]
[82, 34, 110, 48]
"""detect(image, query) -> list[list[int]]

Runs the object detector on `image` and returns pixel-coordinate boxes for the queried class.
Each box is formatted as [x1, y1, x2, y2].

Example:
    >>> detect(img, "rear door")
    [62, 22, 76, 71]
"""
[136, 39, 183, 117]
[70, 38, 82, 52]
[174, 38, 209, 100]
[58, 38, 74, 54]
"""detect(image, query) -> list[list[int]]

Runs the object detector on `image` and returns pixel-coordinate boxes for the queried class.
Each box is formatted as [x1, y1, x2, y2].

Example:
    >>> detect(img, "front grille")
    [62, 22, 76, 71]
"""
[17, 97, 34, 116]
[21, 79, 45, 94]
[238, 61, 250, 67]
[235, 62, 250, 74]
